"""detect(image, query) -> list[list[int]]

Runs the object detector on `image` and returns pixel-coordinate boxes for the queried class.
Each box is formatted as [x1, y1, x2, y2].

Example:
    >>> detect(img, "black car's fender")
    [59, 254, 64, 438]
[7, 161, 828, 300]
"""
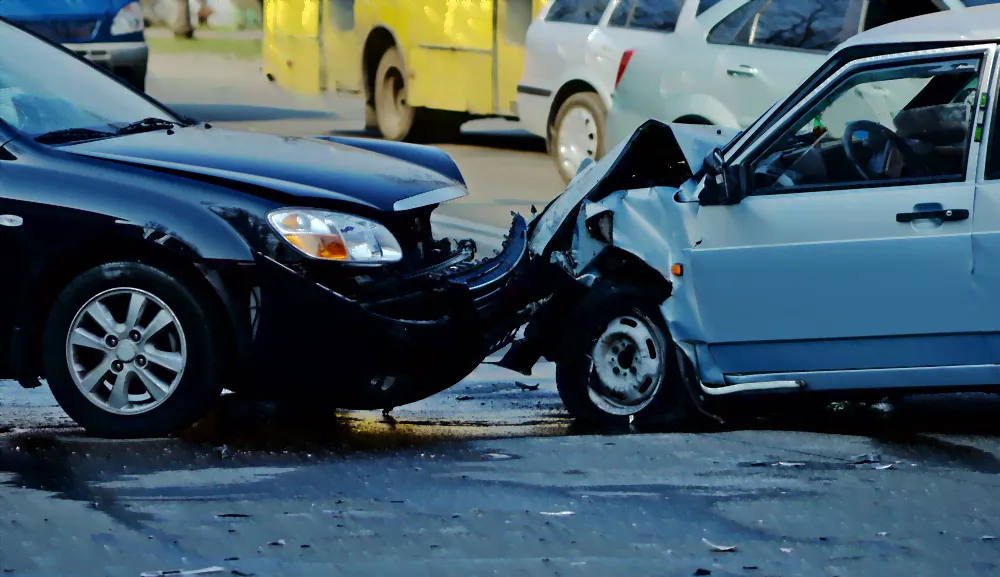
[0, 138, 267, 381]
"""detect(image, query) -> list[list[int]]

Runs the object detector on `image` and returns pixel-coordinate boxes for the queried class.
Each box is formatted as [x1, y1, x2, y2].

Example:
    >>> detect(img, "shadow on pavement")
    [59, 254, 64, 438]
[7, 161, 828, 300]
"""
[168, 103, 340, 122]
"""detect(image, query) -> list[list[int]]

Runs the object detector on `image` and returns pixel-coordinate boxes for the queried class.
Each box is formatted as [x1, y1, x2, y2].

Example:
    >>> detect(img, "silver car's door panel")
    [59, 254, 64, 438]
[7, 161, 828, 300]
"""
[689, 44, 996, 378]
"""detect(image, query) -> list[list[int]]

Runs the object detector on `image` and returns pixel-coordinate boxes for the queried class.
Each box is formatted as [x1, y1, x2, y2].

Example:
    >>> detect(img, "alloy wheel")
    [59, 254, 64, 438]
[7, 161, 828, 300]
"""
[65, 288, 187, 416]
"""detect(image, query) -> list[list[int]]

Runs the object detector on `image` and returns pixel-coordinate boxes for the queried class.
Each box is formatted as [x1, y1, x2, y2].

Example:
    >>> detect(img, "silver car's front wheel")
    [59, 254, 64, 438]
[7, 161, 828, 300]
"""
[588, 314, 666, 416]
[556, 282, 698, 429]
[66, 288, 187, 415]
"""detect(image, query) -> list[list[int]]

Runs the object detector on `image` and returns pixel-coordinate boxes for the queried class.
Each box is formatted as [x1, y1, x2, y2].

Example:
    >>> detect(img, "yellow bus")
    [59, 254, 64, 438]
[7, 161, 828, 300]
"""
[263, 0, 548, 142]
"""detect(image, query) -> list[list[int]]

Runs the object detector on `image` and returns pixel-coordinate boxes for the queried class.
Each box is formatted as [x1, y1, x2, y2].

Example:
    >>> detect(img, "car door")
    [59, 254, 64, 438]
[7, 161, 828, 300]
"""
[687, 45, 995, 384]
[703, 0, 864, 128]
[970, 48, 1000, 355]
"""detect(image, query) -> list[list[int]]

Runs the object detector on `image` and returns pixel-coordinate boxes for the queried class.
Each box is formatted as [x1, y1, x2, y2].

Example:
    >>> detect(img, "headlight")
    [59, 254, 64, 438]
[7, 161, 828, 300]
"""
[111, 1, 144, 36]
[266, 209, 403, 263]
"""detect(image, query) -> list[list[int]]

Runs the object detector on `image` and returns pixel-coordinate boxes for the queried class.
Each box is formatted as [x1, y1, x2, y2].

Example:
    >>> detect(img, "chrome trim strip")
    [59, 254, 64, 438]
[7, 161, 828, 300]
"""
[417, 43, 491, 55]
[393, 185, 468, 211]
[63, 41, 147, 52]
[699, 380, 805, 396]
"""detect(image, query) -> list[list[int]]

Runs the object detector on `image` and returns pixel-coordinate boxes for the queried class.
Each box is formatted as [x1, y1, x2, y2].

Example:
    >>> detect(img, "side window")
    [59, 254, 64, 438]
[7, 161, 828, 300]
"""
[749, 57, 981, 194]
[609, 0, 634, 26]
[707, 0, 764, 44]
[546, 0, 612, 24]
[608, 0, 684, 31]
[709, 0, 860, 53]
[697, 0, 726, 15]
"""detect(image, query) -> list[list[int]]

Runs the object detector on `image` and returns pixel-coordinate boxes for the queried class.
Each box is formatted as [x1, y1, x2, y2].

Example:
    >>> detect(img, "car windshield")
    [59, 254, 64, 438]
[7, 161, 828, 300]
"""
[0, 20, 178, 142]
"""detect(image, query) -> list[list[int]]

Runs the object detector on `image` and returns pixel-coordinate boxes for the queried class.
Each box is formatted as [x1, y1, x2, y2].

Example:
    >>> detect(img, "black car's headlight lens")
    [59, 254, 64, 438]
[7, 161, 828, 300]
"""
[266, 209, 403, 263]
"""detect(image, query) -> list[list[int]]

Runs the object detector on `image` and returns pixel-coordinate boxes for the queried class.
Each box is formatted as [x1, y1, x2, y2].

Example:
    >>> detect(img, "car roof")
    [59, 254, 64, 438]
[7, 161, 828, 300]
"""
[838, 5, 1000, 52]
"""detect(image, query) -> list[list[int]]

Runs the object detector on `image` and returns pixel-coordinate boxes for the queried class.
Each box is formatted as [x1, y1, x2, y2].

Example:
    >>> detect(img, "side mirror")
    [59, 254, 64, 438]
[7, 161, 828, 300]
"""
[700, 147, 744, 206]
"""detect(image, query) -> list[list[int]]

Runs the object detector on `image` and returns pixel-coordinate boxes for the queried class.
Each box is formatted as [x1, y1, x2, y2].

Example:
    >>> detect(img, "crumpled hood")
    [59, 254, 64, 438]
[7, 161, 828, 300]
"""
[59, 126, 468, 212]
[529, 119, 738, 256]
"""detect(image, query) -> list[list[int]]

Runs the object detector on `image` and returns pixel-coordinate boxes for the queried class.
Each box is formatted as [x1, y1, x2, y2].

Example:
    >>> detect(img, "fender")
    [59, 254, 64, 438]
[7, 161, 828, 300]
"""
[309, 135, 467, 186]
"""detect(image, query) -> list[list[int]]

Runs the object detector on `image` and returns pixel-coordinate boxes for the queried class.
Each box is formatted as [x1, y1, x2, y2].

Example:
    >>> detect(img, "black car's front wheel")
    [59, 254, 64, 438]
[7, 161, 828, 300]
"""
[42, 262, 226, 438]
[556, 282, 697, 429]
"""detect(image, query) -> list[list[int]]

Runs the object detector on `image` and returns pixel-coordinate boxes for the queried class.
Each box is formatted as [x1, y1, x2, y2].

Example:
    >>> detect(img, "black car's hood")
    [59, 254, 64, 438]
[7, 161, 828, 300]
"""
[59, 126, 468, 212]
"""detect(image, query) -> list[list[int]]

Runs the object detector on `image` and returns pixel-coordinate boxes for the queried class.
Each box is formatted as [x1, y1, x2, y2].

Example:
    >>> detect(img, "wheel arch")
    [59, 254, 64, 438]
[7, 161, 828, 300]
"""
[673, 114, 713, 125]
[547, 79, 601, 143]
[362, 26, 401, 105]
[593, 247, 673, 301]
[12, 236, 246, 383]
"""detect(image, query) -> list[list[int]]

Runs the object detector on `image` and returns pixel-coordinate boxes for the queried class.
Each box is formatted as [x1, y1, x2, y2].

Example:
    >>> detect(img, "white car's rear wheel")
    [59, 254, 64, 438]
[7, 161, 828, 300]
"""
[551, 92, 606, 184]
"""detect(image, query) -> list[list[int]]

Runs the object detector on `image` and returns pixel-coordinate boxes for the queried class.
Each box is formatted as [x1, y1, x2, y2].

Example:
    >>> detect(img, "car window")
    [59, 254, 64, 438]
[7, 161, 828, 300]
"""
[546, 0, 612, 24]
[0, 21, 175, 138]
[697, 0, 726, 15]
[709, 0, 861, 53]
[608, 0, 684, 31]
[750, 56, 981, 194]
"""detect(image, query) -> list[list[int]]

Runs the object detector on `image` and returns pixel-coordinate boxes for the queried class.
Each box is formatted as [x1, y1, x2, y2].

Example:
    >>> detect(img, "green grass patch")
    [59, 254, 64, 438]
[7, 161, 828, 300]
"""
[146, 36, 261, 59]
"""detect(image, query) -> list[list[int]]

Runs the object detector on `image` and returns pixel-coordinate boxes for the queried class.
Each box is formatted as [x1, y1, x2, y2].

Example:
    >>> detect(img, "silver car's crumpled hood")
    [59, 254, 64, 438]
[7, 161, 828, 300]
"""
[528, 120, 738, 256]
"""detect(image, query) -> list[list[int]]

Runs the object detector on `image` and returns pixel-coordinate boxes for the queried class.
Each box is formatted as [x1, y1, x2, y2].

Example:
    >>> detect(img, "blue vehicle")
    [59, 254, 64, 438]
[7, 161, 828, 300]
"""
[508, 5, 1000, 427]
[0, 0, 147, 91]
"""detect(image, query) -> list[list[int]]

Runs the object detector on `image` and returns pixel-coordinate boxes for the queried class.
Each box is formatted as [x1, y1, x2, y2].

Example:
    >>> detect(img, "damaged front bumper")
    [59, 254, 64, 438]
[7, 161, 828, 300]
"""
[241, 213, 555, 409]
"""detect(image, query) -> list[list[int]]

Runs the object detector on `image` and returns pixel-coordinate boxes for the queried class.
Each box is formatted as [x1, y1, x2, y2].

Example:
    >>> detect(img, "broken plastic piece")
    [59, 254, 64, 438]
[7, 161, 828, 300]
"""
[140, 568, 226, 577]
[702, 537, 737, 552]
[851, 452, 881, 465]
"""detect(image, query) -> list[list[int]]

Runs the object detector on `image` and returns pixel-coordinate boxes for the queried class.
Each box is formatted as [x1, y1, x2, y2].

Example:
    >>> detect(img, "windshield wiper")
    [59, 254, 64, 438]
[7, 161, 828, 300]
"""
[116, 117, 179, 136]
[35, 127, 115, 145]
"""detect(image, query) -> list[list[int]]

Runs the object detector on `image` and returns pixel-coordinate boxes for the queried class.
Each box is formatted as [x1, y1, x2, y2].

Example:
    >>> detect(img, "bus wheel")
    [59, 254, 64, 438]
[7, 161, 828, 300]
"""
[373, 47, 464, 143]
[374, 47, 417, 141]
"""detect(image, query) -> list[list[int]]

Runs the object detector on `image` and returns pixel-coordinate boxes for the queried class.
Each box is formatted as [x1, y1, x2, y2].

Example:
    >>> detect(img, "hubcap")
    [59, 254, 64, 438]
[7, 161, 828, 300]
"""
[557, 105, 599, 177]
[65, 288, 187, 416]
[589, 314, 665, 416]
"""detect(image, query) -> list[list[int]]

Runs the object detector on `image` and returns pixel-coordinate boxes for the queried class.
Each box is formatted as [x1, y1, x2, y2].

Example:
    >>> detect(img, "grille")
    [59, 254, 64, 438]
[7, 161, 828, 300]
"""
[18, 19, 100, 43]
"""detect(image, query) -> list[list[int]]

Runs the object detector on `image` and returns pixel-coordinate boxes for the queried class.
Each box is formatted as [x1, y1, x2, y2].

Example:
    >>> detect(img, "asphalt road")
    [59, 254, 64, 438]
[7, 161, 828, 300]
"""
[0, 52, 999, 577]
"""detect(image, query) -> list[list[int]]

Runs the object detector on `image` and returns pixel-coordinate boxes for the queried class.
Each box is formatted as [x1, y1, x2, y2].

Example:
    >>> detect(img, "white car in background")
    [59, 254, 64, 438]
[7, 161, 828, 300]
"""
[607, 0, 996, 152]
[517, 0, 686, 183]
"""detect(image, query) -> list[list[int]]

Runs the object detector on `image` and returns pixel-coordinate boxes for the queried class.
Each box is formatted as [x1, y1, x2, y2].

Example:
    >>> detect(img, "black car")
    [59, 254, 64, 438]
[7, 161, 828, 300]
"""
[0, 18, 538, 438]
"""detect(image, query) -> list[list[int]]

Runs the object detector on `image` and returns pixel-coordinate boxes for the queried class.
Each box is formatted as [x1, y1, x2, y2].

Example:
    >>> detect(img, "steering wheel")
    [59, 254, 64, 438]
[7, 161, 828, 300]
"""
[842, 120, 929, 181]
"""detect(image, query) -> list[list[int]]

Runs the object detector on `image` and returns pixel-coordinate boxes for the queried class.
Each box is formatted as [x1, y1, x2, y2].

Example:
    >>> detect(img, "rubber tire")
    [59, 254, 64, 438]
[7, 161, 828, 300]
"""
[42, 262, 227, 439]
[550, 91, 606, 185]
[555, 281, 696, 429]
[372, 47, 464, 143]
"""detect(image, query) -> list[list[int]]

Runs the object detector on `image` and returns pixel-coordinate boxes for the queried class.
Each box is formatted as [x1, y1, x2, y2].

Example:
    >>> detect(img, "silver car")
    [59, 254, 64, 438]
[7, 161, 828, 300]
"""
[507, 3, 1000, 427]
[608, 0, 994, 153]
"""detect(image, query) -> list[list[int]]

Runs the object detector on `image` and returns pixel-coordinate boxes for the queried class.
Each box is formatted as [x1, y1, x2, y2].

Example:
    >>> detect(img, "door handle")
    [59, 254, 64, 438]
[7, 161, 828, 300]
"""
[727, 65, 757, 77]
[896, 209, 969, 223]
